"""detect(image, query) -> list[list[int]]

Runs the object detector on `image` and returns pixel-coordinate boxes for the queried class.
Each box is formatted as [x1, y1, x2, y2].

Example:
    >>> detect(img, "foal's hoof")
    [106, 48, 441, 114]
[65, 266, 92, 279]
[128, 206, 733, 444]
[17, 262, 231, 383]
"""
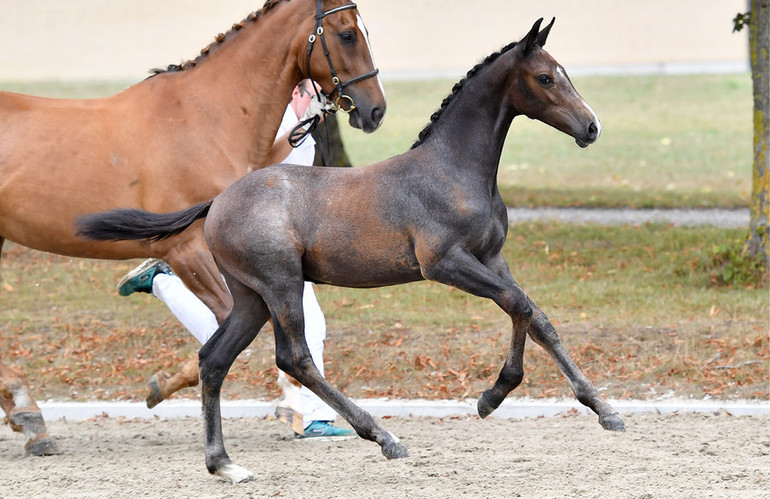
[216, 463, 254, 484]
[477, 392, 499, 419]
[599, 413, 626, 432]
[380, 432, 409, 459]
[25, 436, 61, 456]
[146, 372, 168, 409]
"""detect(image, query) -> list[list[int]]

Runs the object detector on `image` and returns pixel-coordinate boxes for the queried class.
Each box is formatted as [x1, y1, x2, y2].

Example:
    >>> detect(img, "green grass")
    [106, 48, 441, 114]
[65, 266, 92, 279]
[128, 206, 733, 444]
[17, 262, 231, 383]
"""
[1, 73, 753, 208]
[337, 74, 754, 208]
[1, 224, 766, 403]
[320, 223, 766, 329]
[0, 80, 130, 99]
[0, 75, 765, 404]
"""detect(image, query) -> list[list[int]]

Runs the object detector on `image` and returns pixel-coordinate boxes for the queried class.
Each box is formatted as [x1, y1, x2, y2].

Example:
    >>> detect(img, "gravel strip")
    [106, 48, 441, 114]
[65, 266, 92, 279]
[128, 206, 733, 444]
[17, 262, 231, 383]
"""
[507, 207, 750, 228]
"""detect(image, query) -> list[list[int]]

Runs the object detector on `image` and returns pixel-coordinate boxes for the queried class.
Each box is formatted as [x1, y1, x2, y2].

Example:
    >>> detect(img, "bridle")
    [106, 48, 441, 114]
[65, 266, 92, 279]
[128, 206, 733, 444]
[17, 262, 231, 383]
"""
[290, 0, 380, 149]
[305, 0, 380, 113]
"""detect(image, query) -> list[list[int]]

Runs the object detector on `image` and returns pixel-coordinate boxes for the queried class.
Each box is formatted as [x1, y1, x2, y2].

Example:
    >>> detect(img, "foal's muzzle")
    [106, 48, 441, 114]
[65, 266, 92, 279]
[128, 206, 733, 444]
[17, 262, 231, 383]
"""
[575, 120, 601, 148]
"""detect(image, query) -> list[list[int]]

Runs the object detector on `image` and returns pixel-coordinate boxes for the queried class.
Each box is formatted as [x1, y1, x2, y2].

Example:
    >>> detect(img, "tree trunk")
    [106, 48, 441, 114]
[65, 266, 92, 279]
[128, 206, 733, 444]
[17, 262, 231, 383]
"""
[311, 112, 353, 167]
[744, 0, 769, 264]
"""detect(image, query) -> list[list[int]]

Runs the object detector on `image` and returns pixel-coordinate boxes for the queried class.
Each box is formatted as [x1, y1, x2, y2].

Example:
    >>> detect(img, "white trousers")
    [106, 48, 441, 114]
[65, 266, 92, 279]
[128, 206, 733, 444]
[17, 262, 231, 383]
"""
[151, 274, 336, 427]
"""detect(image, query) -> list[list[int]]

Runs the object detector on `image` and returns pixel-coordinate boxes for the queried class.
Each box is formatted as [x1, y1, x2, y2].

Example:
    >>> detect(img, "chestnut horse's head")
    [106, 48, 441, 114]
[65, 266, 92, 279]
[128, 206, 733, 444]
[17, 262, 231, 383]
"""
[509, 18, 601, 148]
[301, 0, 386, 133]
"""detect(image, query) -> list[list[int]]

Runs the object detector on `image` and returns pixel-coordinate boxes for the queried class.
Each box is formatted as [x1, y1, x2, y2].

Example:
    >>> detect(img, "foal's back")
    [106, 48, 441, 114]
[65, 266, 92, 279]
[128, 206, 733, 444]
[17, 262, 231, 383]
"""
[205, 159, 428, 288]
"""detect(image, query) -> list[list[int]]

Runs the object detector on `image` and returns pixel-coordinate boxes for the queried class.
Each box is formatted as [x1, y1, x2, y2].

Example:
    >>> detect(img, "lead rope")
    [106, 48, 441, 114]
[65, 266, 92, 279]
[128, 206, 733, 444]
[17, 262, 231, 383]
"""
[288, 112, 324, 149]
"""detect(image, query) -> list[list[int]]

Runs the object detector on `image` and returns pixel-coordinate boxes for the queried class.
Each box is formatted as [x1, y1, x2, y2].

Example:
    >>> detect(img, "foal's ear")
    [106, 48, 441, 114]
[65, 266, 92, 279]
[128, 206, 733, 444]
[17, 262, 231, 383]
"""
[535, 17, 556, 48]
[522, 18, 544, 56]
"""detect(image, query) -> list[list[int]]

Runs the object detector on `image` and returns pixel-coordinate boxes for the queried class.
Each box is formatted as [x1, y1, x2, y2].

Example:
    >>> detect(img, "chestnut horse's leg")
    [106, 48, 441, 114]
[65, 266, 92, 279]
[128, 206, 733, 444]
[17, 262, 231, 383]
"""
[0, 361, 60, 455]
[145, 356, 199, 409]
[144, 234, 233, 408]
[1, 236, 59, 455]
[526, 303, 625, 431]
[163, 235, 233, 323]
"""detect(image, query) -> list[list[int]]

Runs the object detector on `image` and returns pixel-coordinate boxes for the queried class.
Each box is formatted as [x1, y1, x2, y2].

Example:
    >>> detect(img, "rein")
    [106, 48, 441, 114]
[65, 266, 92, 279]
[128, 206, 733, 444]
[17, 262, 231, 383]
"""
[289, 0, 380, 151]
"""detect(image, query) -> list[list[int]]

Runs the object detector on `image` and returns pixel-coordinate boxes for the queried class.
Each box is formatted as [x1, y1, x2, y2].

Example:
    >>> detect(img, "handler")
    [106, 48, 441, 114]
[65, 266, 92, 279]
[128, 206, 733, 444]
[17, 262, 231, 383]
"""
[117, 80, 354, 439]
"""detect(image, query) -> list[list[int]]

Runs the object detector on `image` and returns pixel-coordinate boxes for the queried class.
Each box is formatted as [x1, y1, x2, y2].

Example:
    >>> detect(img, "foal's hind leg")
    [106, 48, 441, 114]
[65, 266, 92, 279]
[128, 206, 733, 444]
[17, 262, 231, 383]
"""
[0, 361, 60, 455]
[271, 287, 408, 460]
[199, 281, 269, 484]
[526, 303, 625, 431]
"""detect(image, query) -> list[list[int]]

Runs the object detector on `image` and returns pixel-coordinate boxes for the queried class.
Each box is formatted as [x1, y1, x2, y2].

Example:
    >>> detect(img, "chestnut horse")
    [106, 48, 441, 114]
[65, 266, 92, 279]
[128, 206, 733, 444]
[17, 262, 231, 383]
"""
[80, 18, 624, 483]
[0, 0, 385, 455]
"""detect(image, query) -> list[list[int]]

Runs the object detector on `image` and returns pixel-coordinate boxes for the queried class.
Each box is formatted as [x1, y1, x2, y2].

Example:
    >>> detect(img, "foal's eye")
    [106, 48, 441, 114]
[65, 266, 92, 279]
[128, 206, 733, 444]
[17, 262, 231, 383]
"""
[339, 31, 356, 45]
[537, 74, 554, 86]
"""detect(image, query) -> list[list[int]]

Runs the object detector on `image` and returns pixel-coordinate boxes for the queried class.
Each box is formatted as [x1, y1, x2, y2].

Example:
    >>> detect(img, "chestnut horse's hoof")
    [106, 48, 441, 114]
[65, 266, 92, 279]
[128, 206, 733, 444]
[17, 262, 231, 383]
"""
[599, 413, 626, 432]
[146, 372, 168, 409]
[476, 391, 499, 419]
[380, 432, 409, 459]
[12, 412, 61, 456]
[25, 436, 61, 456]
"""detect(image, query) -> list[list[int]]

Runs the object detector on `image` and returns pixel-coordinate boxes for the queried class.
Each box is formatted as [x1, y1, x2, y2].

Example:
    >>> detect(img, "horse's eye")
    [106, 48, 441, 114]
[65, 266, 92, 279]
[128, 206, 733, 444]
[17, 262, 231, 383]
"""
[339, 31, 356, 45]
[537, 74, 553, 86]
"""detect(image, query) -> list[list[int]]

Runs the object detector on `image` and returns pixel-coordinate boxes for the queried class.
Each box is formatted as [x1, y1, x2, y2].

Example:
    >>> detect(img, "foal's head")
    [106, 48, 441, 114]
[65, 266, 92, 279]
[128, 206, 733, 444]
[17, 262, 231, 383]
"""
[509, 18, 601, 148]
[301, 0, 386, 133]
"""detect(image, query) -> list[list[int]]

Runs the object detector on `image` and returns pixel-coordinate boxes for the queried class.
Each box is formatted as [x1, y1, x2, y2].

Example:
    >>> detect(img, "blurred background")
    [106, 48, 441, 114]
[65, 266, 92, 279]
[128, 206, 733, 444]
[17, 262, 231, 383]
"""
[0, 0, 748, 81]
[0, 1, 765, 404]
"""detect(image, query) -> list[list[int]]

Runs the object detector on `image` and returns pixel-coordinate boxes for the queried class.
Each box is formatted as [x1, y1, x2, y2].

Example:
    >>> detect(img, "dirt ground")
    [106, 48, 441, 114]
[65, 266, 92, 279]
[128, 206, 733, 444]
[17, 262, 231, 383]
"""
[0, 411, 767, 498]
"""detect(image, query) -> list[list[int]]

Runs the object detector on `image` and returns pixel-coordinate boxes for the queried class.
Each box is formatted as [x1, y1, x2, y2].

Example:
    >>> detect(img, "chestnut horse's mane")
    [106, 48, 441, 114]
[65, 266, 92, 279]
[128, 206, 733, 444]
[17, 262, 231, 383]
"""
[411, 40, 519, 150]
[149, 0, 291, 76]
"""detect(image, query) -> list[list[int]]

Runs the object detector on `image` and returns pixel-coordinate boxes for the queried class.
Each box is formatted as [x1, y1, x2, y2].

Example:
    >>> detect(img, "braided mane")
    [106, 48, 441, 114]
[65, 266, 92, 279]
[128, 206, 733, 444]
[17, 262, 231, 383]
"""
[410, 41, 518, 149]
[149, 0, 291, 76]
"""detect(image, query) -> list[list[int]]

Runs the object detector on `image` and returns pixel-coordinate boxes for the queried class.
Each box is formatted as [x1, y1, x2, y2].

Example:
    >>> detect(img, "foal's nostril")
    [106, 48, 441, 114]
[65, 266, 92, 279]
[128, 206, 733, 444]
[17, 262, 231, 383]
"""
[587, 122, 598, 141]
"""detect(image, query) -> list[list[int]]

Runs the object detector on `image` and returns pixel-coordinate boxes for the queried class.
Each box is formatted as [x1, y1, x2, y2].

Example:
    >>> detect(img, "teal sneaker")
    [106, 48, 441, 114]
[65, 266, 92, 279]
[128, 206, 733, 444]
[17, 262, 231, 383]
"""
[297, 421, 356, 440]
[117, 259, 172, 296]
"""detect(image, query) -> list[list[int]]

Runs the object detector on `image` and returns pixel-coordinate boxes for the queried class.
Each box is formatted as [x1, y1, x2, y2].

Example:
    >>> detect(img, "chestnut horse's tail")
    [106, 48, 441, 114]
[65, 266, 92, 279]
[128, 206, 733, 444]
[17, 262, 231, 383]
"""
[76, 200, 213, 242]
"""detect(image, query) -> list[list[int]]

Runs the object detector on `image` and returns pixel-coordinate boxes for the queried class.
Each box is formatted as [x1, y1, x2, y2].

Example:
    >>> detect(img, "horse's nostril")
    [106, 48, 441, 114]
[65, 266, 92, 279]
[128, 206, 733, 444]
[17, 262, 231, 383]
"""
[588, 122, 598, 140]
[371, 106, 384, 125]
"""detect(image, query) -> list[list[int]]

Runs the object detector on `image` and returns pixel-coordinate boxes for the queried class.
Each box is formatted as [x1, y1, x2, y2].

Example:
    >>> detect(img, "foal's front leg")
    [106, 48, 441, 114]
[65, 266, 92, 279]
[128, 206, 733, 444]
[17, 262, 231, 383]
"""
[420, 249, 532, 418]
[426, 247, 624, 430]
[527, 302, 625, 431]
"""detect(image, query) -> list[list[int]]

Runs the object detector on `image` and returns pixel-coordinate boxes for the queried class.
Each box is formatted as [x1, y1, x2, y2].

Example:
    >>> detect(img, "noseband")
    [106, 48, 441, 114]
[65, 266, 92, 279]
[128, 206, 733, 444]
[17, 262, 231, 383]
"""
[305, 0, 380, 113]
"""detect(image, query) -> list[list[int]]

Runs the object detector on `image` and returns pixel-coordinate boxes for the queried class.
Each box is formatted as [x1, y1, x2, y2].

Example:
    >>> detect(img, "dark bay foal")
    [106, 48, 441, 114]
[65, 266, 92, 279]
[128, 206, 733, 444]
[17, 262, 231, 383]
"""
[79, 18, 624, 483]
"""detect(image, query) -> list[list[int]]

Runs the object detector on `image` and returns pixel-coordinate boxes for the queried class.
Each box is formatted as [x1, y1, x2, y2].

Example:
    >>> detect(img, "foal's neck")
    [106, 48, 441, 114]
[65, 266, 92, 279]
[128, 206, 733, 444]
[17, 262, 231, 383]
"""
[424, 54, 519, 188]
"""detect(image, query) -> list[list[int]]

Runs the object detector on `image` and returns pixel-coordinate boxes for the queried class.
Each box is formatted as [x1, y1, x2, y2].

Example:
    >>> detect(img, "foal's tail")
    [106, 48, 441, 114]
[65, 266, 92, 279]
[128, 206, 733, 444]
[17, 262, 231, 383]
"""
[76, 200, 213, 242]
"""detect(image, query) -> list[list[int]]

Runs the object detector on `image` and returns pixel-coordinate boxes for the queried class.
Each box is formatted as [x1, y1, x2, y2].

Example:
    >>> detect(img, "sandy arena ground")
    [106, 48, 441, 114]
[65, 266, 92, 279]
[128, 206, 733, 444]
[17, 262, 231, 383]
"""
[1, 411, 768, 498]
